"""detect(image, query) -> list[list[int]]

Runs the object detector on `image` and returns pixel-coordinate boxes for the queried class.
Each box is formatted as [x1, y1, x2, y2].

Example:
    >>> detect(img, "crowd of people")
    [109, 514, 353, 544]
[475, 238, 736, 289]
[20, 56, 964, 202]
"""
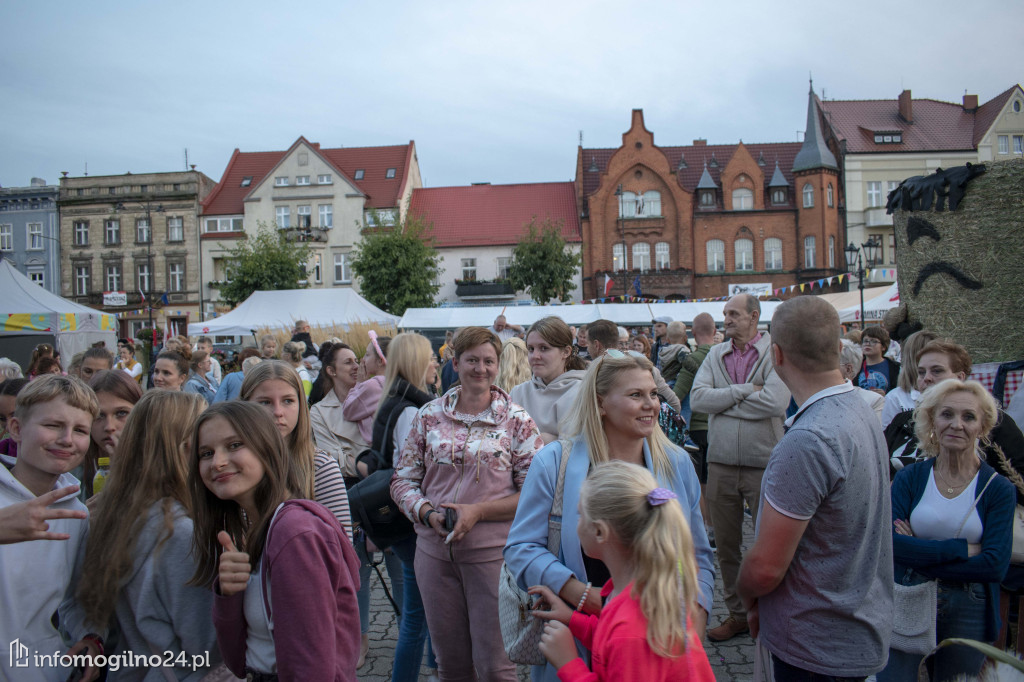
[0, 302, 1022, 682]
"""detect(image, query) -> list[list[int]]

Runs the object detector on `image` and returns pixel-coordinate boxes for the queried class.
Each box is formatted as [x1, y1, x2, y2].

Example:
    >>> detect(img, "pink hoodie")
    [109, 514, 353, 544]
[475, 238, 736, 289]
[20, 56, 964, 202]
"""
[342, 375, 385, 443]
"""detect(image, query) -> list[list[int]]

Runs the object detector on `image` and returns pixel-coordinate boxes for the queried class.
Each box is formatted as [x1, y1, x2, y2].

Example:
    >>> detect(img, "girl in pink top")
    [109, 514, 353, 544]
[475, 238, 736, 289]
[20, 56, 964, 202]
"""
[529, 460, 714, 682]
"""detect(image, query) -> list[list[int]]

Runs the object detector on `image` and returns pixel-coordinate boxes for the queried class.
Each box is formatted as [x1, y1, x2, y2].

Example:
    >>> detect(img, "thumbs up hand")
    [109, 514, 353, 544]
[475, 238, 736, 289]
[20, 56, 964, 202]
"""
[217, 530, 251, 597]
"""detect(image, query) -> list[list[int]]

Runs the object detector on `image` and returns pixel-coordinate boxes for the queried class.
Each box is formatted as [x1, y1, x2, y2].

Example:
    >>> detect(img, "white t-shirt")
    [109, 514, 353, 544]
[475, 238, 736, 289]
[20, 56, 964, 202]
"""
[909, 470, 983, 544]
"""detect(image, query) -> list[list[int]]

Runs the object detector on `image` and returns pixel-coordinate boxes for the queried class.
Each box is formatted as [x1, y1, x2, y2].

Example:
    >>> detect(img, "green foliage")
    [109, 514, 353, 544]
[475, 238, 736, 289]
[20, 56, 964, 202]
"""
[350, 212, 442, 316]
[508, 218, 582, 304]
[220, 223, 310, 307]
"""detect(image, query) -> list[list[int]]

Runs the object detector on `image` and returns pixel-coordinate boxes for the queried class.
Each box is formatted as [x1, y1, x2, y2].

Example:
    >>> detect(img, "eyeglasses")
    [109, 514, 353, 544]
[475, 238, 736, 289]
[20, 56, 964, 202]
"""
[862, 339, 882, 346]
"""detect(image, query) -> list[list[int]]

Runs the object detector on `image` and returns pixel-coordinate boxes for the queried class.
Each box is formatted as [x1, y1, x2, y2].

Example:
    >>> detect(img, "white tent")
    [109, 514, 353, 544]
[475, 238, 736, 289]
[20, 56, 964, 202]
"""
[0, 259, 118, 366]
[837, 283, 901, 323]
[188, 288, 400, 337]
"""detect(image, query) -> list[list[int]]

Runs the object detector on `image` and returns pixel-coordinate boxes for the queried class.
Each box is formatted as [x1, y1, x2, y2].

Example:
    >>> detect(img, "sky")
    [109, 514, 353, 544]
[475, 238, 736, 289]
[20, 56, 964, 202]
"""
[2, 0, 1021, 190]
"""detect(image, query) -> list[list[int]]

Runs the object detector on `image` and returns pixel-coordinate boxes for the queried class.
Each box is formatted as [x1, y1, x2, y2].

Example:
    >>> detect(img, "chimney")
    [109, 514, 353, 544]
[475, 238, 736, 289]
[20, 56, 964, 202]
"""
[693, 138, 707, 146]
[898, 90, 913, 123]
[963, 94, 979, 111]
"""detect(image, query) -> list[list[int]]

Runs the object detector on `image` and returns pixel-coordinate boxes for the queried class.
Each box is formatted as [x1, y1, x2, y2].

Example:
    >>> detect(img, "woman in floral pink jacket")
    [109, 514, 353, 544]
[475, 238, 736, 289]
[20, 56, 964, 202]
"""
[391, 326, 543, 681]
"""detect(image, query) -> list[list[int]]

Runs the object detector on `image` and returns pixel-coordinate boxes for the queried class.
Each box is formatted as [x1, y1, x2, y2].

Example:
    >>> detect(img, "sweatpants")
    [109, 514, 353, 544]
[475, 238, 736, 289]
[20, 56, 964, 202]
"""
[415, 551, 516, 682]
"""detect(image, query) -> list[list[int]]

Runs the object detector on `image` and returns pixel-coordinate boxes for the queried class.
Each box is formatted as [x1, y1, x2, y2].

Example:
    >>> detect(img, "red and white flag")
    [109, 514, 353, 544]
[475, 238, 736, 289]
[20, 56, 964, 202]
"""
[603, 274, 614, 296]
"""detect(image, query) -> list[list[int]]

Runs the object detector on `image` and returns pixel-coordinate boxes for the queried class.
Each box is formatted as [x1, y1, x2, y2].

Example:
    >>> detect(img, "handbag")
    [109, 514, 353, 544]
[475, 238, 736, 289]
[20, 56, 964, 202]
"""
[498, 439, 572, 666]
[347, 404, 415, 550]
[890, 470, 997, 655]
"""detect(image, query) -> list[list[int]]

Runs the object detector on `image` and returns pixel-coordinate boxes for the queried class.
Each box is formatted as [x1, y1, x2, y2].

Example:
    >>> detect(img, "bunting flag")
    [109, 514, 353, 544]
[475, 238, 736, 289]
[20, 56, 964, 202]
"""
[827, 276, 834, 286]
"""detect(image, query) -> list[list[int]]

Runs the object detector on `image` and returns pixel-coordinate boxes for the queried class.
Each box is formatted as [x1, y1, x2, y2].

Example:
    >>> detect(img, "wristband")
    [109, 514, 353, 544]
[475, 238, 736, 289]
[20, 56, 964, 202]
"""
[576, 582, 592, 612]
[83, 633, 104, 656]
[424, 509, 440, 527]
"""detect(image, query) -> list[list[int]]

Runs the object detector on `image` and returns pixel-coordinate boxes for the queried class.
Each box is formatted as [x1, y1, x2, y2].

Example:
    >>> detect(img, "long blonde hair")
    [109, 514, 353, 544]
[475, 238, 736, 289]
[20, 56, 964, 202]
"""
[561, 353, 673, 477]
[375, 332, 432, 417]
[496, 337, 531, 392]
[240, 360, 316, 499]
[77, 391, 207, 629]
[896, 330, 939, 393]
[582, 461, 696, 657]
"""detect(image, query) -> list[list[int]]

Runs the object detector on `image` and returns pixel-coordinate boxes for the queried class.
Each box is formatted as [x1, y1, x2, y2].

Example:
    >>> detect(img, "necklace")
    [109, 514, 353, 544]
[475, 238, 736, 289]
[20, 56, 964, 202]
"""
[934, 467, 971, 495]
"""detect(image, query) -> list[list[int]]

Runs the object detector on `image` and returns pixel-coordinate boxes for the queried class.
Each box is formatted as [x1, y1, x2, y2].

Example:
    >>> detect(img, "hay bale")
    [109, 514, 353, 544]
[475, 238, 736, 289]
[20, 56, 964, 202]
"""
[891, 158, 1024, 363]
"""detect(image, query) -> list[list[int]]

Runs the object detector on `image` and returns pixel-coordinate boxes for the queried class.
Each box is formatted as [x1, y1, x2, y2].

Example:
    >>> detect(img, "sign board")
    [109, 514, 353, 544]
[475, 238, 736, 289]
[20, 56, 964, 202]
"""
[103, 291, 128, 306]
[728, 282, 772, 297]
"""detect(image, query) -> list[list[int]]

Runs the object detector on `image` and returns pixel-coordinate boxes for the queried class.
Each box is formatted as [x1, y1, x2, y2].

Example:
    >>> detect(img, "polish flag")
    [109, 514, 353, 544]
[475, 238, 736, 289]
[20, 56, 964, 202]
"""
[604, 274, 614, 295]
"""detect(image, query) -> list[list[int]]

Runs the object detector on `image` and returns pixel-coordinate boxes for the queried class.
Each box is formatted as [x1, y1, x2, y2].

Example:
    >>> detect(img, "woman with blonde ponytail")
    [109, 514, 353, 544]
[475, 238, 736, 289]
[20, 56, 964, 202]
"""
[529, 461, 713, 680]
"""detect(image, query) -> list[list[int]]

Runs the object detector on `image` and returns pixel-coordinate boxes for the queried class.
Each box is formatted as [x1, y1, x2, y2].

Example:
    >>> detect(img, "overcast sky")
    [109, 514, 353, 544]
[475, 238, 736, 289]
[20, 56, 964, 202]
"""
[2, 0, 1021, 190]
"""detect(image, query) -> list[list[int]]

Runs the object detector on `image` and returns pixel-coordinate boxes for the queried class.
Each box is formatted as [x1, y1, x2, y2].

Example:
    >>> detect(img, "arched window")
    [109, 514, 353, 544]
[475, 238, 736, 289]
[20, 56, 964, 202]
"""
[827, 183, 834, 208]
[612, 243, 627, 272]
[619, 191, 637, 218]
[699, 190, 716, 207]
[642, 191, 662, 217]
[764, 238, 783, 270]
[632, 242, 650, 272]
[771, 188, 787, 205]
[828, 236, 835, 268]
[735, 239, 753, 271]
[804, 236, 816, 268]
[706, 239, 725, 273]
[802, 183, 815, 208]
[732, 187, 754, 211]
[655, 242, 670, 270]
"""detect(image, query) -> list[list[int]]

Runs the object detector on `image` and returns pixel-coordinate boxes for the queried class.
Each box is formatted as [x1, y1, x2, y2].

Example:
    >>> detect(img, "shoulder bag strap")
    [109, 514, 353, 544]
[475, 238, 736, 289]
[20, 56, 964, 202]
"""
[375, 400, 406, 470]
[546, 439, 573, 558]
[956, 471, 997, 538]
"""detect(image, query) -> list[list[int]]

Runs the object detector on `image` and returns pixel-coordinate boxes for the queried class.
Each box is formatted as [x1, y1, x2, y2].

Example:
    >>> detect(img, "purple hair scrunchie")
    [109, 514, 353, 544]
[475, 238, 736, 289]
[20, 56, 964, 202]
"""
[647, 487, 677, 507]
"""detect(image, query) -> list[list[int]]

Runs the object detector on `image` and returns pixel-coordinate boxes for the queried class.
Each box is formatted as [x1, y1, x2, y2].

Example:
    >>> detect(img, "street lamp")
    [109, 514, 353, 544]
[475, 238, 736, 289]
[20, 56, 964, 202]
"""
[114, 199, 164, 364]
[844, 237, 882, 327]
[614, 184, 627, 297]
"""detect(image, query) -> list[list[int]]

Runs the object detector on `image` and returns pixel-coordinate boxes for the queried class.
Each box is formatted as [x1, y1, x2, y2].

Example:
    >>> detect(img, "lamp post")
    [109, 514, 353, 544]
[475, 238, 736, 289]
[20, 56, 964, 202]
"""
[114, 199, 163, 364]
[614, 184, 628, 298]
[844, 237, 882, 327]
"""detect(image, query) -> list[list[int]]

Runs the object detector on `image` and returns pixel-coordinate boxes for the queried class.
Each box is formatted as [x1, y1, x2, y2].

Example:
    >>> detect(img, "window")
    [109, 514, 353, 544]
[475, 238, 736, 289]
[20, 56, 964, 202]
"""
[612, 243, 627, 272]
[461, 258, 477, 281]
[804, 236, 816, 268]
[318, 174, 332, 184]
[706, 239, 725, 273]
[771, 188, 787, 205]
[618, 191, 637, 218]
[827, 183, 834, 208]
[829, 236, 835, 268]
[319, 204, 333, 228]
[655, 242, 670, 270]
[167, 217, 184, 242]
[297, 205, 311, 228]
[731, 188, 753, 210]
[204, 217, 243, 233]
[75, 265, 90, 295]
[867, 181, 883, 208]
[0, 224, 10, 251]
[354, 170, 365, 180]
[276, 206, 291, 228]
[136, 218, 151, 243]
[735, 239, 753, 271]
[74, 221, 89, 246]
[869, 234, 885, 266]
[642, 191, 661, 217]
[1015, 101, 1023, 113]
[889, 234, 897, 264]
[632, 243, 650, 272]
[27, 223, 43, 250]
[873, 133, 902, 144]
[28, 268, 44, 287]
[802, 183, 814, 208]
[275, 176, 289, 186]
[497, 257, 512, 280]
[109, 187, 117, 195]
[699, 190, 716, 207]
[888, 180, 900, 196]
[168, 263, 184, 292]
[1015, 135, 1023, 154]
[137, 263, 151, 293]
[105, 264, 121, 292]
[313, 254, 322, 283]
[334, 253, 351, 283]
[296, 176, 310, 185]
[764, 238, 783, 270]
[386, 168, 396, 179]
[105, 219, 120, 245]
[998, 135, 1009, 154]
[241, 177, 252, 187]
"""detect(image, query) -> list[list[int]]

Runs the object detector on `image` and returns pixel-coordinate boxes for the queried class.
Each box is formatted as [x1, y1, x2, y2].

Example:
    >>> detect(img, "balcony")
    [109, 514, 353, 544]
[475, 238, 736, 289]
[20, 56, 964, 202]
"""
[280, 225, 329, 243]
[455, 279, 515, 298]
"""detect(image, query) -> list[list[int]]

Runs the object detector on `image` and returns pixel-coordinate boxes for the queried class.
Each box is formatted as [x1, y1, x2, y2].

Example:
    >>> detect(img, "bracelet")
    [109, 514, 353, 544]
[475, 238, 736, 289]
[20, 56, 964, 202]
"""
[576, 582, 592, 612]
[423, 509, 440, 527]
[83, 633, 104, 656]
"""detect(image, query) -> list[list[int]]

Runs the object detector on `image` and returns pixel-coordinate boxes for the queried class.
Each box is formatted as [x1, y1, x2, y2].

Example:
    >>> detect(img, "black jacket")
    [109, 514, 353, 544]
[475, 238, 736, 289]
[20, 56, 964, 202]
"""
[369, 377, 435, 469]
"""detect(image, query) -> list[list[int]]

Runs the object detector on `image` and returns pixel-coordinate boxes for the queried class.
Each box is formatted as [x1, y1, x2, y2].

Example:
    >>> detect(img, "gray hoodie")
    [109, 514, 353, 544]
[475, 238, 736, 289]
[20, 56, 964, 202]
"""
[510, 370, 586, 438]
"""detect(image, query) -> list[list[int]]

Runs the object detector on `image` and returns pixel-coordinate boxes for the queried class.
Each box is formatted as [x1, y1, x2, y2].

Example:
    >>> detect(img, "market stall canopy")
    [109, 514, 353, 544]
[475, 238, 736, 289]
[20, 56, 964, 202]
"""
[837, 283, 900, 323]
[188, 288, 400, 337]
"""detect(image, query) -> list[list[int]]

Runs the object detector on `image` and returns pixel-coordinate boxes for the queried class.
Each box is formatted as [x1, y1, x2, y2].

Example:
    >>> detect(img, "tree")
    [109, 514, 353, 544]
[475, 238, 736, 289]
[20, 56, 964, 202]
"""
[219, 223, 311, 307]
[350, 212, 442, 316]
[508, 218, 582, 305]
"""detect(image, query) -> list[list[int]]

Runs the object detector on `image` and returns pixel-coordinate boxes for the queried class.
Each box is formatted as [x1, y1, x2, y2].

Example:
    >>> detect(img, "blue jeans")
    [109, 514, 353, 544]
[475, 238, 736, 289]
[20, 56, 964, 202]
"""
[390, 535, 434, 682]
[878, 581, 988, 682]
[771, 654, 866, 682]
[355, 531, 404, 634]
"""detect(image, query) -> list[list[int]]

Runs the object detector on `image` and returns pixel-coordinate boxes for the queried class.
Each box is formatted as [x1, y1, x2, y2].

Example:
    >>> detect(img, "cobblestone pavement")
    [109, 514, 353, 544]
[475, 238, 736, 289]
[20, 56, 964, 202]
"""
[357, 517, 757, 681]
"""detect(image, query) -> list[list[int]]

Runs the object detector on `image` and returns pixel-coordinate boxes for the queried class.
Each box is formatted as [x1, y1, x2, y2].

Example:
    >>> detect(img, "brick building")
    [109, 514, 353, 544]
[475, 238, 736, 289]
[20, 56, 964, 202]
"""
[576, 87, 845, 300]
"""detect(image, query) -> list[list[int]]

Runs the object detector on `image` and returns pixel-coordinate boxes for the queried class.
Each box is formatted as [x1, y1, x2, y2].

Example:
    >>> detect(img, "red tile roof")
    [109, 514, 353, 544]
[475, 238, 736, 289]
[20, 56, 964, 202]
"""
[408, 182, 581, 249]
[202, 137, 415, 216]
[579, 142, 803, 199]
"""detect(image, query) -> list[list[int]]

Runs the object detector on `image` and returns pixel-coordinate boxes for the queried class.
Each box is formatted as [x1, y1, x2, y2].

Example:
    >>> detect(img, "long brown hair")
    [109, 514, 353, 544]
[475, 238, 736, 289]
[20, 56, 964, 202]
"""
[526, 316, 587, 373]
[77, 391, 207, 629]
[188, 402, 298, 587]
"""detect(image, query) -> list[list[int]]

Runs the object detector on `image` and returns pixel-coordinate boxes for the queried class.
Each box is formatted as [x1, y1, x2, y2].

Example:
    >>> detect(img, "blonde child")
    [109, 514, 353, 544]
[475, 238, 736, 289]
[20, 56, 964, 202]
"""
[529, 460, 714, 681]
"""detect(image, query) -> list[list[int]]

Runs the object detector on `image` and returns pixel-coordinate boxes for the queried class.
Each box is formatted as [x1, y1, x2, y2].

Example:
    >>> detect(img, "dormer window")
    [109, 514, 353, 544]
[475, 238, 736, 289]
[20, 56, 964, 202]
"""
[354, 170, 365, 180]
[241, 177, 252, 187]
[771, 188, 787, 205]
[873, 132, 903, 144]
[699, 190, 716, 207]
